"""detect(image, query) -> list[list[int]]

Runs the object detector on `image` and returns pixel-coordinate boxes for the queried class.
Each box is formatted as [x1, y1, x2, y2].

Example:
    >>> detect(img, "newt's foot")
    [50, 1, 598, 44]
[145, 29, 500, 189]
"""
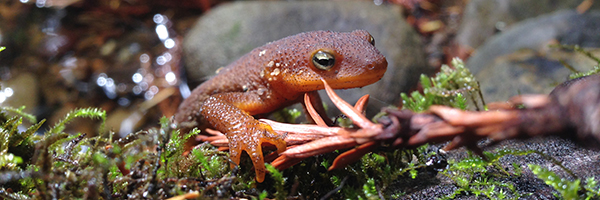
[227, 121, 286, 183]
[201, 96, 287, 182]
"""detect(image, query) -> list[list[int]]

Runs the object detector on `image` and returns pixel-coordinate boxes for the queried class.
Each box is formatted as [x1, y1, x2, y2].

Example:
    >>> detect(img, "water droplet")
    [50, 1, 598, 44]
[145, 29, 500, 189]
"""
[132, 72, 143, 83]
[3, 87, 13, 97]
[155, 24, 169, 40]
[165, 72, 177, 85]
[156, 56, 167, 65]
[257, 88, 266, 96]
[97, 76, 107, 86]
[271, 68, 280, 76]
[133, 85, 142, 95]
[259, 49, 267, 56]
[140, 54, 150, 63]
[153, 14, 165, 24]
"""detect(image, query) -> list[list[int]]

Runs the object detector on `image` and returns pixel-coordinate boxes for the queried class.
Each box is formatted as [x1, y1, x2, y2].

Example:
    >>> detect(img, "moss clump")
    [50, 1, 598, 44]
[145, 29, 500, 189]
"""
[440, 150, 538, 199]
[401, 58, 484, 112]
[0, 106, 248, 199]
[529, 164, 600, 199]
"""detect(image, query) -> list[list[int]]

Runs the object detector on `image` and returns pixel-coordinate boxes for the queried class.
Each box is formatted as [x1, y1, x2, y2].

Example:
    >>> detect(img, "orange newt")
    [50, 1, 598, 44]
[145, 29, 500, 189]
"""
[173, 30, 387, 182]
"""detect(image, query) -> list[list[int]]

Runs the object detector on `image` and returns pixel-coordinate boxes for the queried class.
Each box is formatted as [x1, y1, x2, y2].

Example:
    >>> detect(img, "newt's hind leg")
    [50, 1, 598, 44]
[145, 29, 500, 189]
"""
[201, 96, 286, 183]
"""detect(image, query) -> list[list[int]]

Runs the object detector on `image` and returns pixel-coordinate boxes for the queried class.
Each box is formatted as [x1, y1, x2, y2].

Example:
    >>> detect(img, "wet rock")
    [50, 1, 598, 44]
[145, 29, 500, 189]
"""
[456, 0, 600, 50]
[483, 136, 600, 198]
[398, 137, 600, 199]
[183, 1, 432, 113]
[467, 10, 600, 102]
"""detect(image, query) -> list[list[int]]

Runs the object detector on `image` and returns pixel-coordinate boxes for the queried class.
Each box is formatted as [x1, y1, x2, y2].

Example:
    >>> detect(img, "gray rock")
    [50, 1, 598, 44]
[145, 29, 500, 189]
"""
[467, 10, 600, 102]
[183, 1, 431, 113]
[456, 0, 600, 50]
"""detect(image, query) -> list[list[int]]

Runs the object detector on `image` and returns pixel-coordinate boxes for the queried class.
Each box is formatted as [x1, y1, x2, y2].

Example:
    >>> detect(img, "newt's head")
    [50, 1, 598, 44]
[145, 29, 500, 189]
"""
[258, 30, 387, 94]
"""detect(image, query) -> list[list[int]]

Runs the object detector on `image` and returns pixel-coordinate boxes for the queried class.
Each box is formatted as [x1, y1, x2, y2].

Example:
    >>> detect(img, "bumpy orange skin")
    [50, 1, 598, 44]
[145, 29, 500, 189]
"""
[174, 30, 387, 182]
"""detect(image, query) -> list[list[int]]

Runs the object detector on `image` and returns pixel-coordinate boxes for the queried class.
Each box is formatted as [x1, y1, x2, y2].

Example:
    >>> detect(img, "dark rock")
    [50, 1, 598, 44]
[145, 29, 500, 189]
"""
[467, 10, 600, 102]
[183, 1, 432, 113]
[456, 0, 600, 50]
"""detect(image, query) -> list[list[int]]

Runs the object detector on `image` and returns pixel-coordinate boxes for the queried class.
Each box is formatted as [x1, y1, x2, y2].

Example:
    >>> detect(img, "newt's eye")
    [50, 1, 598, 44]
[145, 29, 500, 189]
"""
[368, 35, 375, 46]
[312, 50, 335, 71]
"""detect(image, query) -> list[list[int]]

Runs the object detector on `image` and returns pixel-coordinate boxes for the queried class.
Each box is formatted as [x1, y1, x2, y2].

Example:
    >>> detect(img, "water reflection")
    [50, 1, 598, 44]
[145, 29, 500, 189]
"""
[2, 1, 190, 136]
[0, 87, 13, 103]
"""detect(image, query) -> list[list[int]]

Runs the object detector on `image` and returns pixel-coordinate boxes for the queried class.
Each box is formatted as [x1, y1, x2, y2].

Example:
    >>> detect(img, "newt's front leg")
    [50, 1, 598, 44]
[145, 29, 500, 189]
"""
[200, 96, 286, 183]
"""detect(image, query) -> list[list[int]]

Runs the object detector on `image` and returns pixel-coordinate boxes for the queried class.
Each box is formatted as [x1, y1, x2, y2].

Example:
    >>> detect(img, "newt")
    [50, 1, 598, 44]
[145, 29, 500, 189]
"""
[173, 30, 387, 182]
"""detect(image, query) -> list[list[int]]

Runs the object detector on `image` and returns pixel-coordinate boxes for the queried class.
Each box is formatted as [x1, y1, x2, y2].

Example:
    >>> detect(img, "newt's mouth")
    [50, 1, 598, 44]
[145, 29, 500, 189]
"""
[327, 62, 387, 89]
[294, 66, 386, 91]
[281, 59, 387, 93]
[328, 71, 386, 89]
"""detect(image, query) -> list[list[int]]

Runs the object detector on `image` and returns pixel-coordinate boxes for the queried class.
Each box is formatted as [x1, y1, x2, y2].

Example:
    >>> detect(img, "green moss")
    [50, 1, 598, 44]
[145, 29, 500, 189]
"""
[529, 164, 600, 200]
[439, 149, 585, 199]
[401, 58, 484, 112]
[440, 150, 533, 200]
[256, 190, 268, 200]
[0, 110, 38, 170]
[0, 104, 248, 198]
[584, 177, 600, 199]
[1, 106, 36, 123]
[265, 164, 286, 200]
